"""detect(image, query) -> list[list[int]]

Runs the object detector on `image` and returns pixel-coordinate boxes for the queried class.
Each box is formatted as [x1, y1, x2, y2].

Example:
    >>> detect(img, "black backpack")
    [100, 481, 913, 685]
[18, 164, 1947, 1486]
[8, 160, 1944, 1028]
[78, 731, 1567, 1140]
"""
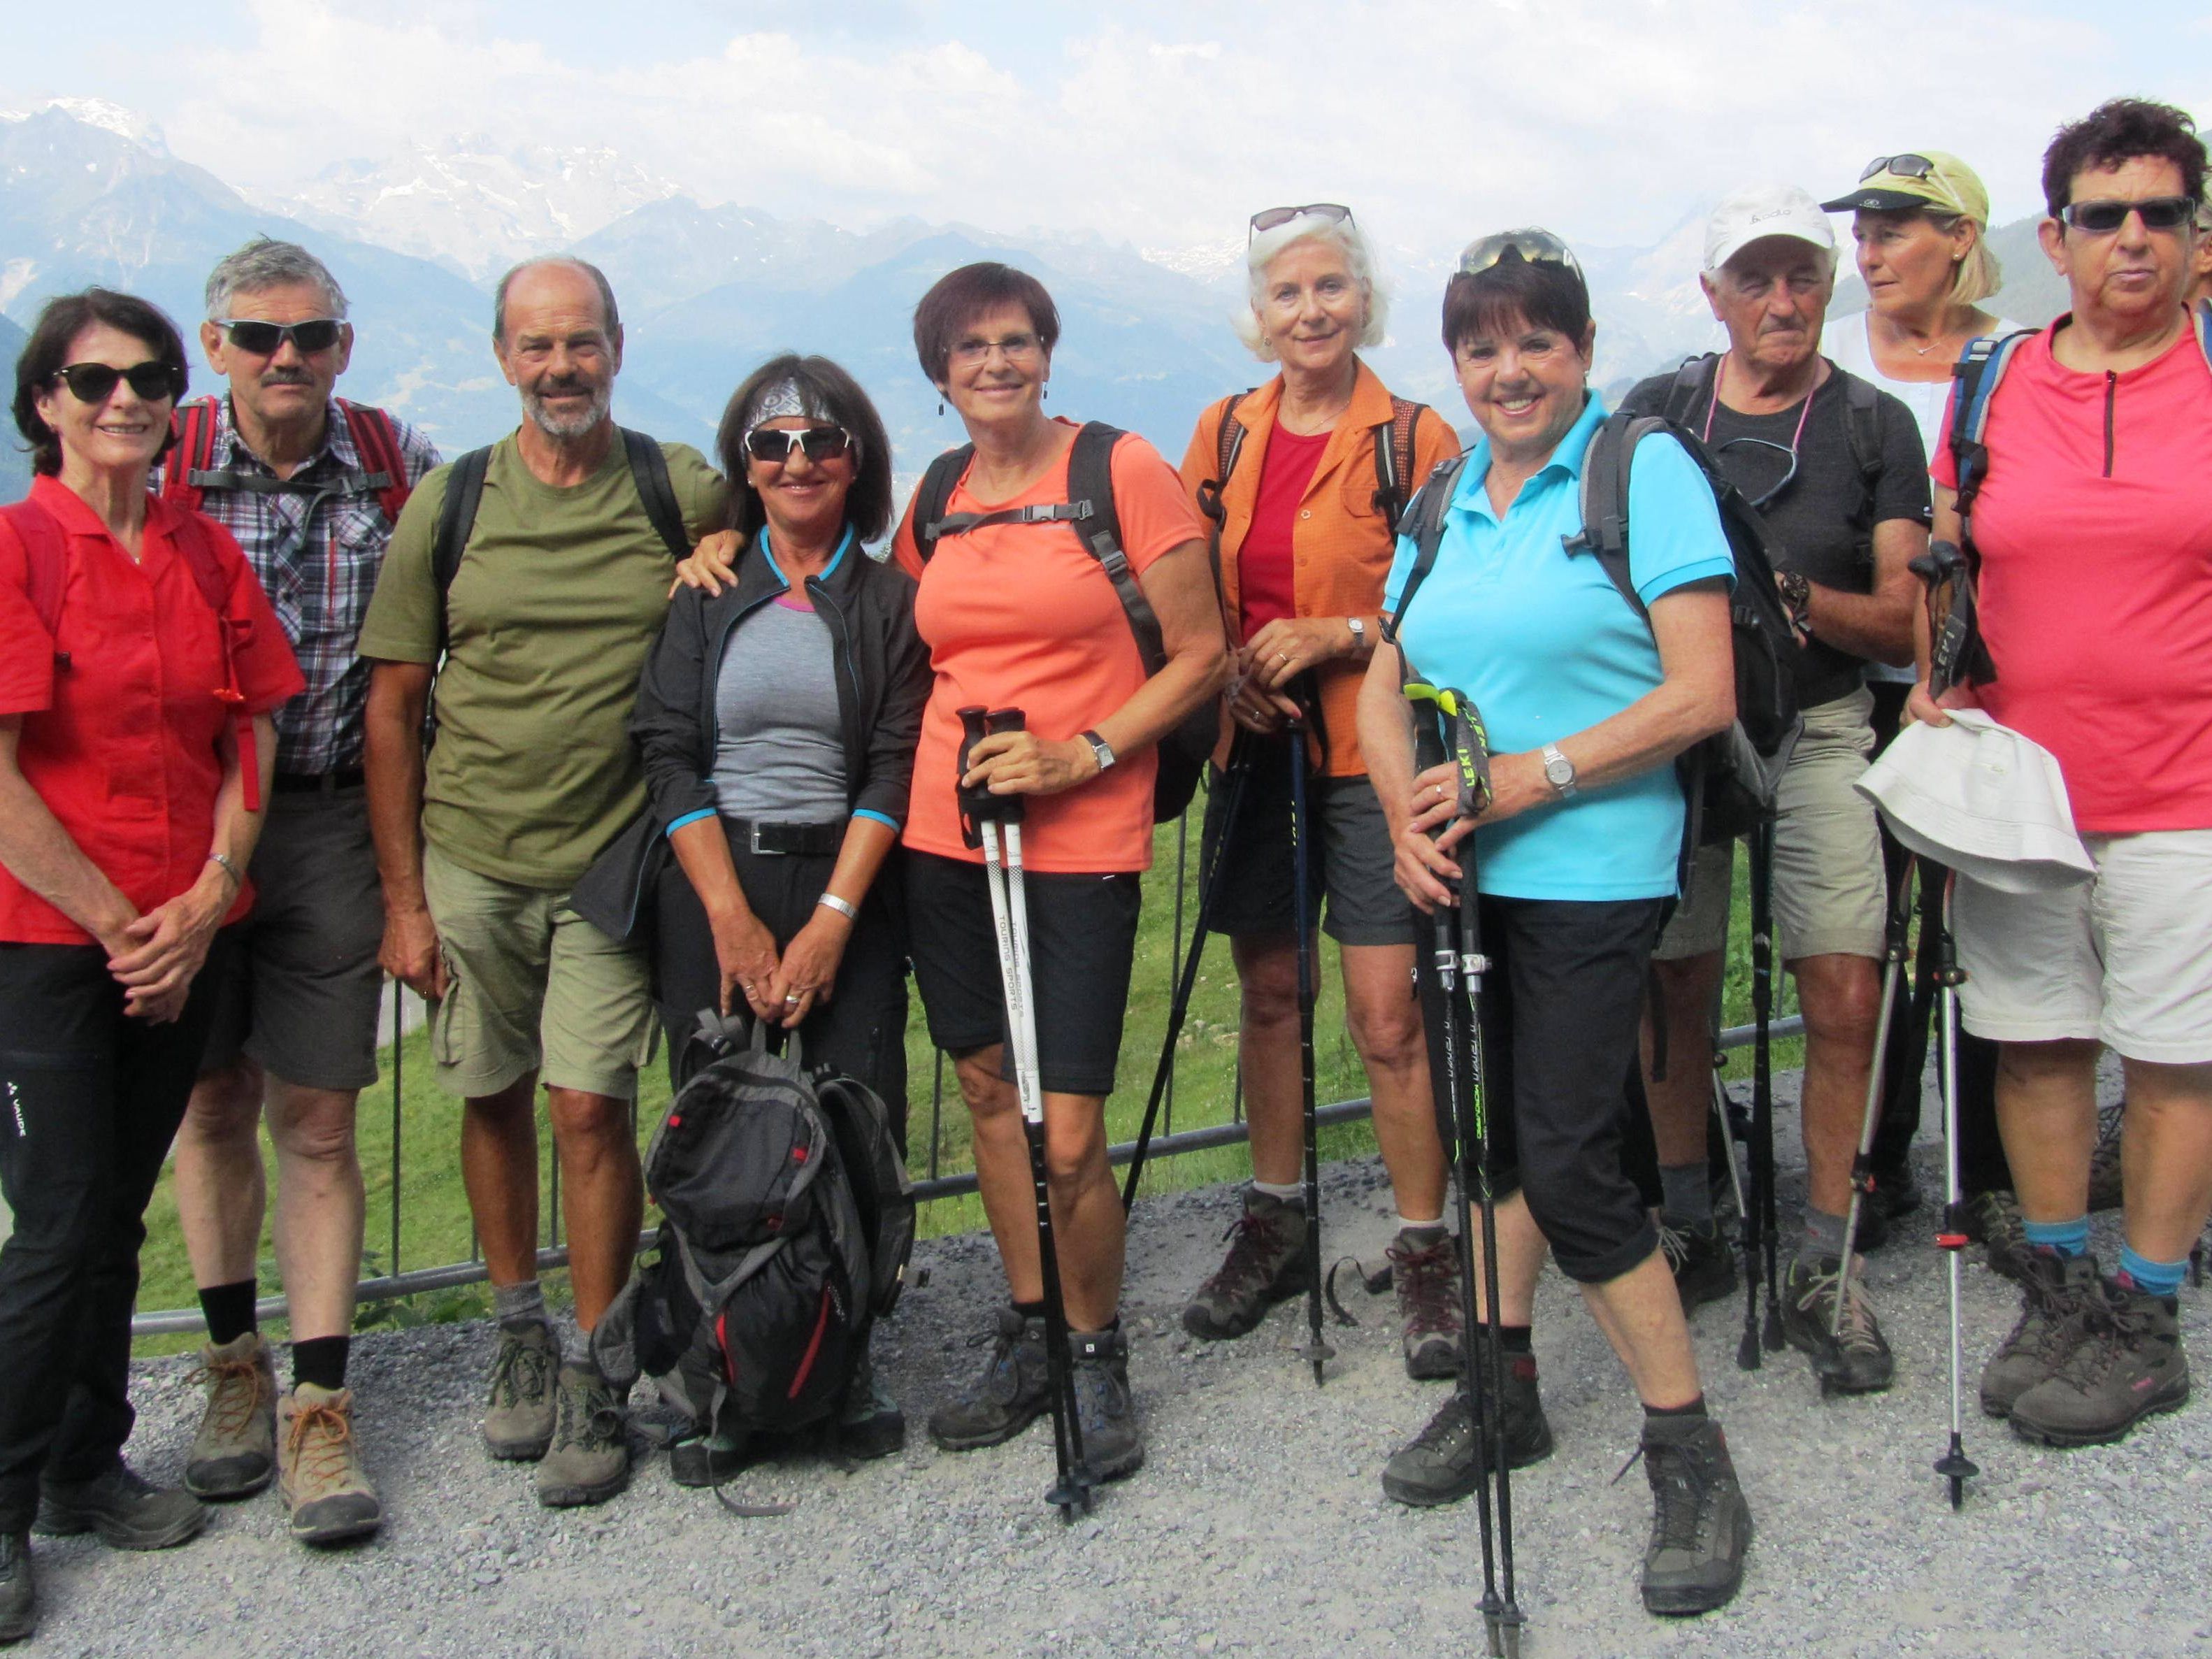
[912, 422, 1219, 821]
[591, 1014, 914, 1442]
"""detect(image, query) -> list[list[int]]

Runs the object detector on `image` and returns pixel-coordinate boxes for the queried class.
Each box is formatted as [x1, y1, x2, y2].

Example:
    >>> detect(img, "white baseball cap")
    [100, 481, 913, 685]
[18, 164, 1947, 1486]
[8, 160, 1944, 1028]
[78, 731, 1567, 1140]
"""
[1854, 711, 2095, 893]
[1704, 182, 1837, 275]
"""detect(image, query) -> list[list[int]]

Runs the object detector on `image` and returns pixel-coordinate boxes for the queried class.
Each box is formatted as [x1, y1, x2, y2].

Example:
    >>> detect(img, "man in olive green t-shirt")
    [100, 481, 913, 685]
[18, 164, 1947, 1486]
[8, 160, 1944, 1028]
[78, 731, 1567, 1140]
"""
[360, 255, 728, 1510]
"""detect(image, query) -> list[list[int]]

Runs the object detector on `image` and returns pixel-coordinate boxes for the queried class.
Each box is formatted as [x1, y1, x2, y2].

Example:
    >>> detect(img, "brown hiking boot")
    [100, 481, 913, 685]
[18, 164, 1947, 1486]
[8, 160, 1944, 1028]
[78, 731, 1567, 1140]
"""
[185, 1331, 276, 1500]
[1181, 1188, 1307, 1340]
[1981, 1250, 2102, 1419]
[2009, 1277, 2190, 1447]
[1962, 1189, 2032, 1282]
[536, 1364, 631, 1508]
[1389, 1230, 1463, 1380]
[276, 1385, 382, 1546]
[482, 1319, 558, 1460]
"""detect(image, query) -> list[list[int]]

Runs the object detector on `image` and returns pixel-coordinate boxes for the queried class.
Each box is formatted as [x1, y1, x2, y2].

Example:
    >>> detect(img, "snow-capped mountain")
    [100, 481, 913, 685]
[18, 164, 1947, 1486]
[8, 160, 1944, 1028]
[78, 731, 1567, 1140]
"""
[1, 96, 171, 156]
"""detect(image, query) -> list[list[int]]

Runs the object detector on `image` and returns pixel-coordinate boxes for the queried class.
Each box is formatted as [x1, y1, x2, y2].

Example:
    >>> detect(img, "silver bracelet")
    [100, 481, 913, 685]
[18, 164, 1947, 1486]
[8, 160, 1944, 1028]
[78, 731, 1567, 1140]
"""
[816, 892, 858, 922]
[207, 852, 242, 888]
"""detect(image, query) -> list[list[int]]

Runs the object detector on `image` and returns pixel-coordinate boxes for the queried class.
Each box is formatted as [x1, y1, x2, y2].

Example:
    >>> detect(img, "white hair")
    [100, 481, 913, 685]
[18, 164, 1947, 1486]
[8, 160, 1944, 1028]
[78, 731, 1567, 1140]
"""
[205, 238, 348, 320]
[1231, 211, 1390, 361]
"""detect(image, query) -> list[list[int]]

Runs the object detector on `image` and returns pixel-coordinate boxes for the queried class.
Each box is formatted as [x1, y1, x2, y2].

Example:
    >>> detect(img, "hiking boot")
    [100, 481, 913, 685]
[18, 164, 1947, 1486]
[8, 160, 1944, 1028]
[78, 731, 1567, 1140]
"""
[1870, 1158, 1923, 1224]
[668, 1432, 752, 1488]
[482, 1319, 558, 1461]
[1962, 1189, 2032, 1282]
[0, 1534, 31, 1646]
[1068, 1326, 1144, 1482]
[1659, 1219, 1738, 1312]
[34, 1463, 206, 1551]
[1981, 1250, 2103, 1419]
[2009, 1278, 2190, 1448]
[1848, 1192, 1892, 1254]
[2086, 1103, 2124, 1214]
[276, 1384, 382, 1546]
[1640, 1415, 1753, 1616]
[536, 1363, 630, 1507]
[184, 1330, 276, 1499]
[838, 1346, 906, 1462]
[1389, 1229, 1463, 1380]
[1181, 1189, 1307, 1341]
[1780, 1256, 1894, 1393]
[1381, 1354, 1553, 1507]
[928, 1307, 1051, 1451]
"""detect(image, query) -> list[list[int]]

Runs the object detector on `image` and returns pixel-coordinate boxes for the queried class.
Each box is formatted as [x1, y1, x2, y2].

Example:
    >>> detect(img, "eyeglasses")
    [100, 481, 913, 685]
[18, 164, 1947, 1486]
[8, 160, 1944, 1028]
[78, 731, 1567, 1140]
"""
[47, 360, 186, 405]
[1859, 153, 1937, 183]
[743, 424, 855, 464]
[948, 333, 1043, 366]
[2060, 196, 2198, 234]
[1456, 227, 1584, 281]
[215, 317, 345, 355]
[1249, 203, 1353, 240]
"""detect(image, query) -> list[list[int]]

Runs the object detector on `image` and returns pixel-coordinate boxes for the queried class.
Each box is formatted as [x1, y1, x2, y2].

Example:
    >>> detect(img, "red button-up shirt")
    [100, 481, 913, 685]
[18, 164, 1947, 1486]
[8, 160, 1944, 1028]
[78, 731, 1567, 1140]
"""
[0, 475, 304, 945]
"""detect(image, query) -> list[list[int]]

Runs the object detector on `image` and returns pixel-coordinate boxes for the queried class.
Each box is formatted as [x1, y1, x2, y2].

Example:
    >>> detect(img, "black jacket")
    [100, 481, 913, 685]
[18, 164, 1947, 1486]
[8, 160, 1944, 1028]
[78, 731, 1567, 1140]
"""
[631, 538, 931, 836]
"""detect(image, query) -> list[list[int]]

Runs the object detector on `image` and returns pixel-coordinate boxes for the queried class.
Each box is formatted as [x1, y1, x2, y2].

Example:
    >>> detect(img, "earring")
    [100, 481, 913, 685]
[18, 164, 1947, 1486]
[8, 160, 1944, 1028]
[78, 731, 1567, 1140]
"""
[1042, 382, 1049, 401]
[937, 398, 945, 417]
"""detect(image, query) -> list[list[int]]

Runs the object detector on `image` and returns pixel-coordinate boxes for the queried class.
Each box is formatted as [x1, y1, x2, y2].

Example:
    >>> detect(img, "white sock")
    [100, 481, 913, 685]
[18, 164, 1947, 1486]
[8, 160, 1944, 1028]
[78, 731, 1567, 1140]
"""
[1251, 1179, 1305, 1205]
[1396, 1214, 1446, 1238]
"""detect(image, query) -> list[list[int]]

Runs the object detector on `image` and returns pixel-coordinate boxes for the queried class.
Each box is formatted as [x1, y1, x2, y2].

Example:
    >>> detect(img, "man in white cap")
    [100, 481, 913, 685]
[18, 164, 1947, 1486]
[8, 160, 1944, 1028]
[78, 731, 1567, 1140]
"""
[1621, 183, 1931, 1394]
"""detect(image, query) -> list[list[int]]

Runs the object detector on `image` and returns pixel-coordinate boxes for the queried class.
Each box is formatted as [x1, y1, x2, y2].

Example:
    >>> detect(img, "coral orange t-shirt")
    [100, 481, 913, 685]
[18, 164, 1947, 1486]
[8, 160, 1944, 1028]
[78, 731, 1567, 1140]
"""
[891, 422, 1205, 872]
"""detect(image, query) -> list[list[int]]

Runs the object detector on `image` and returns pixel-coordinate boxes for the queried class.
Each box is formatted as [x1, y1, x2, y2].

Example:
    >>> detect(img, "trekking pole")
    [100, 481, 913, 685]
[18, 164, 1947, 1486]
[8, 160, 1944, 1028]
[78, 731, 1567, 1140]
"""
[1121, 729, 1256, 1209]
[1709, 1065, 1748, 1228]
[958, 706, 1092, 1522]
[1930, 869, 1980, 1511]
[1287, 710, 1332, 1386]
[1739, 819, 1784, 1367]
[1832, 856, 1918, 1346]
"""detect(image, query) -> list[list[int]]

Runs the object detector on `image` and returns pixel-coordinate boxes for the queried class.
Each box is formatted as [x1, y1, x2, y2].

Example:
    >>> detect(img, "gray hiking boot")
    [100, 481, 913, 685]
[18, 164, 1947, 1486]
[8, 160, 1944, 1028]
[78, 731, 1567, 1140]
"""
[1981, 1249, 2102, 1419]
[1640, 1415, 1753, 1616]
[1181, 1189, 1307, 1340]
[1780, 1256, 1894, 1393]
[35, 1463, 206, 1551]
[2009, 1278, 2190, 1447]
[2086, 1103, 2124, 1214]
[1381, 1353, 1553, 1508]
[1962, 1189, 2032, 1282]
[838, 1346, 906, 1462]
[1660, 1219, 1738, 1313]
[1068, 1326, 1144, 1482]
[277, 1384, 382, 1546]
[1389, 1229, 1463, 1380]
[535, 1363, 630, 1507]
[185, 1330, 277, 1499]
[482, 1319, 558, 1461]
[928, 1307, 1051, 1451]
[0, 1533, 32, 1646]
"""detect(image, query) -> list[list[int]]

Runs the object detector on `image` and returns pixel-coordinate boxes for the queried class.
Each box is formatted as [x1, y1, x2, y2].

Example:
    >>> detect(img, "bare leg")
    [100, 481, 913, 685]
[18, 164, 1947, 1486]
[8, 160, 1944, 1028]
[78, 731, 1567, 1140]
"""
[461, 1075, 540, 1291]
[2118, 1058, 2212, 1262]
[264, 1078, 366, 1342]
[1579, 1252, 1704, 1409]
[1994, 1039, 2099, 1225]
[1463, 1191, 1547, 1326]
[1642, 953, 1725, 1170]
[1342, 941, 1446, 1220]
[543, 1086, 642, 1331]
[1791, 953, 1883, 1219]
[1228, 933, 1303, 1188]
[173, 1058, 269, 1292]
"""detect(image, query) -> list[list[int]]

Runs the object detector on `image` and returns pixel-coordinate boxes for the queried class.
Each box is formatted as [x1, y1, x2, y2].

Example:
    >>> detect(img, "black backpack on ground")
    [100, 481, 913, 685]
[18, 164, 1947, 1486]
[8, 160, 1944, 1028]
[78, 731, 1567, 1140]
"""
[592, 1014, 914, 1442]
[912, 422, 1219, 821]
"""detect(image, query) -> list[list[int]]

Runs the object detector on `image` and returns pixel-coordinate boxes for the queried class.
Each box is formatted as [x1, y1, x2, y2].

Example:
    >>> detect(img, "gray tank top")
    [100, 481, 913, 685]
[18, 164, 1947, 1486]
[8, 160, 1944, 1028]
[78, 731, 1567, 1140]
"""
[711, 598, 847, 822]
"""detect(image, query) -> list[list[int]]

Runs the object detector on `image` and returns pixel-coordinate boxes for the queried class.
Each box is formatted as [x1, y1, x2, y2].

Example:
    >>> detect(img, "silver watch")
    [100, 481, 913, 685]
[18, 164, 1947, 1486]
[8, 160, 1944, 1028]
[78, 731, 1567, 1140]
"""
[1542, 742, 1578, 799]
[1346, 616, 1367, 652]
[1081, 729, 1116, 773]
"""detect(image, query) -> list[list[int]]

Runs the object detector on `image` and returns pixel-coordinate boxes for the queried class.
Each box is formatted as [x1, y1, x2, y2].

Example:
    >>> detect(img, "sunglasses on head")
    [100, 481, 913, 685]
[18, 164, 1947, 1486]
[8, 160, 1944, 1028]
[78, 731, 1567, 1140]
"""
[2061, 196, 2199, 234]
[48, 360, 186, 405]
[1859, 153, 1937, 184]
[744, 424, 854, 464]
[215, 317, 345, 355]
[1249, 203, 1353, 240]
[1456, 227, 1584, 280]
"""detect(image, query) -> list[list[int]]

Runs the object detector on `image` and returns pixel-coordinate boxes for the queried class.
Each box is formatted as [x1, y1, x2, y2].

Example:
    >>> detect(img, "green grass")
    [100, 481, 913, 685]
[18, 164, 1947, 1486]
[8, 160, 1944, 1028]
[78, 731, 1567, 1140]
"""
[132, 815, 1796, 1353]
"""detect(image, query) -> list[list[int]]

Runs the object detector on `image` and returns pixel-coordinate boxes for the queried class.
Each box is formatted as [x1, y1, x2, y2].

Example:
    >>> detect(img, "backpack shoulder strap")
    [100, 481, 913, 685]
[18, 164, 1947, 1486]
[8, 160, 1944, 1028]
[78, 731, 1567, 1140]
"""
[1381, 453, 1470, 644]
[619, 428, 691, 561]
[165, 508, 266, 812]
[1838, 366, 1882, 484]
[912, 445, 977, 561]
[337, 399, 414, 526]
[2197, 299, 2212, 375]
[1660, 354, 1720, 430]
[431, 446, 494, 654]
[162, 396, 223, 514]
[1563, 414, 1652, 621]
[1949, 329, 2036, 529]
[0, 501, 69, 642]
[1201, 389, 1254, 524]
[1066, 422, 1165, 673]
[1370, 397, 1428, 531]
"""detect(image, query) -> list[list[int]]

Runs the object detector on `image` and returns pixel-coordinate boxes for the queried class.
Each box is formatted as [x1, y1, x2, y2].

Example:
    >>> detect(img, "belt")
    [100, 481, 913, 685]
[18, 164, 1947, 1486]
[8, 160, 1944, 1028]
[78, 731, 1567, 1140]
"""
[728, 817, 843, 857]
[272, 768, 367, 795]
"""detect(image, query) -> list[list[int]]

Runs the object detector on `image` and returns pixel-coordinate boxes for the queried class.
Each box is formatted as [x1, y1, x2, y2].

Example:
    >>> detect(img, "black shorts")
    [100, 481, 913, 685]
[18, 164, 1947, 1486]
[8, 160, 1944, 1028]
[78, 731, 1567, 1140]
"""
[1199, 742, 1414, 947]
[904, 850, 1142, 1098]
[1418, 895, 1665, 1285]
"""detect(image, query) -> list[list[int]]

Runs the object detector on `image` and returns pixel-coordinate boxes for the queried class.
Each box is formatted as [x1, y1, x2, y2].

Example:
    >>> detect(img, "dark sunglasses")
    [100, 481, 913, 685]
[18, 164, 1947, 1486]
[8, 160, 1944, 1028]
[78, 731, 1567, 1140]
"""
[48, 360, 186, 405]
[2061, 196, 2199, 234]
[1249, 203, 1353, 240]
[1859, 153, 1937, 183]
[1456, 227, 1584, 281]
[744, 424, 854, 464]
[215, 317, 345, 355]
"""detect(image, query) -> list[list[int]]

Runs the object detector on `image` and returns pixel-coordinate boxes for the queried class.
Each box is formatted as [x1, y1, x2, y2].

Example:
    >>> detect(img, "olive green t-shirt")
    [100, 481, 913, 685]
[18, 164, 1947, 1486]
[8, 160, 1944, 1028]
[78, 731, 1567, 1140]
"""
[359, 431, 729, 888]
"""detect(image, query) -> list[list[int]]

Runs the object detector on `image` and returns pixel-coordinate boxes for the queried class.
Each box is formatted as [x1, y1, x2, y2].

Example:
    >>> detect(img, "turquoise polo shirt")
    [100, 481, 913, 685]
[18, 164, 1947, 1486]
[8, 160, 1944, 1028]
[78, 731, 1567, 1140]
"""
[1384, 394, 1734, 901]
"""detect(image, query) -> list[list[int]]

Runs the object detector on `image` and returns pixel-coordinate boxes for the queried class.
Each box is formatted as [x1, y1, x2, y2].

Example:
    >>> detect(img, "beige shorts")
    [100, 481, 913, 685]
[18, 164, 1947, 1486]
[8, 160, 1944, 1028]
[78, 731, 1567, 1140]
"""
[1650, 689, 1888, 963]
[1954, 829, 2212, 1064]
[422, 842, 658, 1100]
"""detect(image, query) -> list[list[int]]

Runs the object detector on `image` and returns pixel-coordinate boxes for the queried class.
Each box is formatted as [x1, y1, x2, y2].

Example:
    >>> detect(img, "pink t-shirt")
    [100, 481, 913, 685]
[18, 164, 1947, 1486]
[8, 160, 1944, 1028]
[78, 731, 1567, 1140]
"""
[1932, 321, 2212, 832]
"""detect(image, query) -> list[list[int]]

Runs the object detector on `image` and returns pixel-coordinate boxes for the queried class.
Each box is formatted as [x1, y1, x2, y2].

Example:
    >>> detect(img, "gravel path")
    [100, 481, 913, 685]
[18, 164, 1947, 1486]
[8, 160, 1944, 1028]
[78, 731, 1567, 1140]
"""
[45, 1061, 2212, 1658]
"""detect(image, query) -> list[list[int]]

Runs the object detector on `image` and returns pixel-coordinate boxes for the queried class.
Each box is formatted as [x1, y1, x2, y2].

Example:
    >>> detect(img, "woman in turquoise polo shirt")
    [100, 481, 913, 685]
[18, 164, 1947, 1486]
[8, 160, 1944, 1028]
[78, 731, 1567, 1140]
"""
[1355, 230, 1751, 1620]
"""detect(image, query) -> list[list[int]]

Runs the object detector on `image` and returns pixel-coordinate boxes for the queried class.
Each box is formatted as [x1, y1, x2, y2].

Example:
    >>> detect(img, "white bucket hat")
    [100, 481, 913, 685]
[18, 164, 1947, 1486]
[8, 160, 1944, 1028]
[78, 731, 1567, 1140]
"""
[1854, 710, 2095, 893]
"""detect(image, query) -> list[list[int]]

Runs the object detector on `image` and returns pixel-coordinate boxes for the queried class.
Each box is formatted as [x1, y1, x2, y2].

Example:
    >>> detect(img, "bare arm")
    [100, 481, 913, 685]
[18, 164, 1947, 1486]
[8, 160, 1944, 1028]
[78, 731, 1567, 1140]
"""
[0, 717, 139, 954]
[1802, 517, 1923, 668]
[364, 659, 445, 998]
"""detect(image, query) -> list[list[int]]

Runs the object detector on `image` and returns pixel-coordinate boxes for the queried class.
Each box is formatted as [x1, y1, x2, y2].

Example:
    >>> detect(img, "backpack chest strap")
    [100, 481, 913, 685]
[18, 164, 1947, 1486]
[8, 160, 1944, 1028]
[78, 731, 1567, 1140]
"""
[926, 501, 1095, 542]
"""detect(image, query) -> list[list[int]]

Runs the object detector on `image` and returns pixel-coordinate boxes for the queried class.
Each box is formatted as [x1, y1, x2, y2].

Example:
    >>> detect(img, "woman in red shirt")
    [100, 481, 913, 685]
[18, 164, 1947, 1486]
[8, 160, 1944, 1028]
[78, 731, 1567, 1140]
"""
[0, 289, 300, 1640]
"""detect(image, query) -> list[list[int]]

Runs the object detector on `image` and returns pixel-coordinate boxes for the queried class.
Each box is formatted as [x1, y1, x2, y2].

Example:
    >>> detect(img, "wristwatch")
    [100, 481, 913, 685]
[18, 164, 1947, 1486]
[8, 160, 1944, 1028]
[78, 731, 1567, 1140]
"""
[1542, 742, 1578, 799]
[1346, 616, 1367, 654]
[1777, 570, 1814, 643]
[1080, 730, 1117, 774]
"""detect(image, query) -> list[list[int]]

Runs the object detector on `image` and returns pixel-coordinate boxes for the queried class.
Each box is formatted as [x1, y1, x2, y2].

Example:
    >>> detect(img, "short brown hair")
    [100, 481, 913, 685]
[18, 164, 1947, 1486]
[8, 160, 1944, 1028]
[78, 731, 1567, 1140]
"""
[716, 354, 896, 545]
[11, 288, 189, 477]
[2042, 99, 2207, 218]
[911, 263, 1060, 386]
[1441, 256, 1590, 357]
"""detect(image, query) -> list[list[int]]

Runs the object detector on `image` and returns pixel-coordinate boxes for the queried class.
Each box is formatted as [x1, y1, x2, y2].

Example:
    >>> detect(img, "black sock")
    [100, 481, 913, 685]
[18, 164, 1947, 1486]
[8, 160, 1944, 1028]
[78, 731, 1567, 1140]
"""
[1012, 1299, 1047, 1320]
[1644, 1395, 1708, 1420]
[199, 1280, 258, 1346]
[1498, 1324, 1534, 1355]
[291, 1336, 350, 1393]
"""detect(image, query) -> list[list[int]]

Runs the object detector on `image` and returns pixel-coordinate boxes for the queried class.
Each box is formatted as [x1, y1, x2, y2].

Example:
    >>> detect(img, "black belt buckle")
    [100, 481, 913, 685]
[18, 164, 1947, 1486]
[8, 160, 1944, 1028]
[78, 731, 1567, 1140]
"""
[748, 821, 799, 856]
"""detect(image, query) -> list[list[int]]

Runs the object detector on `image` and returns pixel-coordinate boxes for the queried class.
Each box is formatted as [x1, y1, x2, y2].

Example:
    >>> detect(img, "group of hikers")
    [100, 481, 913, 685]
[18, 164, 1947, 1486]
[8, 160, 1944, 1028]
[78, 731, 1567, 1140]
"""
[1, 89, 2209, 1642]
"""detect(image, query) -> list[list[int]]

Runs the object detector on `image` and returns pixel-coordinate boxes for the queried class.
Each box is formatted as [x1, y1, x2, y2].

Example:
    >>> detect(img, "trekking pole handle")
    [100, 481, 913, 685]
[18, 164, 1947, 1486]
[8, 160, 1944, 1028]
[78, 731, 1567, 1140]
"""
[957, 704, 1029, 843]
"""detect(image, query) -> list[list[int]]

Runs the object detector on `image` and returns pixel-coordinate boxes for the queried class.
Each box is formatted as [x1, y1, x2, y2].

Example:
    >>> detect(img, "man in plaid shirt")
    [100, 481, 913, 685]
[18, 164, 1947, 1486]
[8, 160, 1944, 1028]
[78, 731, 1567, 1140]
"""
[161, 238, 439, 1548]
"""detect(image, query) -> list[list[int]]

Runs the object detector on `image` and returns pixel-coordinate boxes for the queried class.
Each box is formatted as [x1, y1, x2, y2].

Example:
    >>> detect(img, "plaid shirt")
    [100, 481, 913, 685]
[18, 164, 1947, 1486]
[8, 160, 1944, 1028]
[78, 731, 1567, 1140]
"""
[160, 398, 440, 774]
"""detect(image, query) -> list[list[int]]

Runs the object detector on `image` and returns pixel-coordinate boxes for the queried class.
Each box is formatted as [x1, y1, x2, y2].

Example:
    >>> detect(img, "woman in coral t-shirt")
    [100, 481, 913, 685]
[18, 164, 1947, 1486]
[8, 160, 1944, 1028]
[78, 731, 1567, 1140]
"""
[890, 262, 1224, 1485]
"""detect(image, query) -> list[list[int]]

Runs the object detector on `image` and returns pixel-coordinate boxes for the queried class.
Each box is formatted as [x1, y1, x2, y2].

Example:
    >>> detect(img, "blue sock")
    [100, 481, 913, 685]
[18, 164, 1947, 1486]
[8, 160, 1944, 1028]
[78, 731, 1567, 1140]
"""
[2021, 1216, 2089, 1260]
[2117, 1245, 2188, 1300]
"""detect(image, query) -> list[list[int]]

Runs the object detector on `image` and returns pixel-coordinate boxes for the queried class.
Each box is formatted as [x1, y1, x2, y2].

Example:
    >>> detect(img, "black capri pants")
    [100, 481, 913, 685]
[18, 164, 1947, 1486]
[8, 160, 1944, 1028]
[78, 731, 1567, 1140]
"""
[1419, 895, 1665, 1285]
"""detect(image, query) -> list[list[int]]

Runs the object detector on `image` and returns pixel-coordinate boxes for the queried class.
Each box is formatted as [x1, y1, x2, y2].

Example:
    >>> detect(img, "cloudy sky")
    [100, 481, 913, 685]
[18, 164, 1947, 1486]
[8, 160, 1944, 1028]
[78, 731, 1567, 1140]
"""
[10, 0, 2212, 257]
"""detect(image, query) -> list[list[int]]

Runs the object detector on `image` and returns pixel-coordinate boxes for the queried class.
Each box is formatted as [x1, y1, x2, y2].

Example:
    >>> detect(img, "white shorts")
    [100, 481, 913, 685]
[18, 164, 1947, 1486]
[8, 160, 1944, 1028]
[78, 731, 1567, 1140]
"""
[1953, 828, 2212, 1063]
